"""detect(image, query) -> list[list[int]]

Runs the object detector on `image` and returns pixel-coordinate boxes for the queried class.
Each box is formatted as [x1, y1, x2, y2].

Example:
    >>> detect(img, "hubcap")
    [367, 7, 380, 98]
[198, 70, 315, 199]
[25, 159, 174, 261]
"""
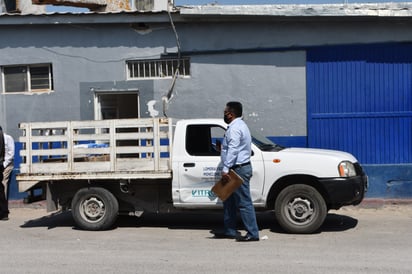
[80, 197, 106, 223]
[286, 197, 314, 224]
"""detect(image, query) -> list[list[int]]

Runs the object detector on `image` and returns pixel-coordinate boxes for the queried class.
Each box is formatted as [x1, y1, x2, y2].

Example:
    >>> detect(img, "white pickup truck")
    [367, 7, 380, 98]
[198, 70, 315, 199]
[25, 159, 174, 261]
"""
[17, 117, 367, 234]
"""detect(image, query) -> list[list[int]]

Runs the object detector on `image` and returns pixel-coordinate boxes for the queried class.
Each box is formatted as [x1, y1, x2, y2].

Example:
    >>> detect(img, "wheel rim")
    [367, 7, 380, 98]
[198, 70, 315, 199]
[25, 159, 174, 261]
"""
[285, 197, 315, 225]
[79, 196, 106, 223]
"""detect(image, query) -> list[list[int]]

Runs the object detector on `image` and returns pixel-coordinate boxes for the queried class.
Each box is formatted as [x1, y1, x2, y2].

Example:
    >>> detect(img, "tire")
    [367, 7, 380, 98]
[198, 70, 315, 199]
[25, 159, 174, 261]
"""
[275, 184, 327, 234]
[71, 187, 119, 231]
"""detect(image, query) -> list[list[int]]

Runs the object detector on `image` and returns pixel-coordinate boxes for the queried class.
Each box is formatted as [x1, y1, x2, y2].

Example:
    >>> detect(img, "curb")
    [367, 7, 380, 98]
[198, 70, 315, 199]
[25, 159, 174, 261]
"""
[357, 198, 412, 208]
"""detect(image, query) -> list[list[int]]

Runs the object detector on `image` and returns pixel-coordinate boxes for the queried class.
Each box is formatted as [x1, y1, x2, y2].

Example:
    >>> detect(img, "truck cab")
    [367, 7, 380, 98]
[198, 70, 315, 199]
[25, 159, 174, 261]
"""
[171, 119, 265, 207]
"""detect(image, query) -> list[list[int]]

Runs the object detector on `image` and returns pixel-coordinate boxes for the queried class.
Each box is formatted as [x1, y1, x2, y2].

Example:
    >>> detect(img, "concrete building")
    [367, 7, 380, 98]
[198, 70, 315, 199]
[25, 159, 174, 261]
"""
[1, 2, 412, 199]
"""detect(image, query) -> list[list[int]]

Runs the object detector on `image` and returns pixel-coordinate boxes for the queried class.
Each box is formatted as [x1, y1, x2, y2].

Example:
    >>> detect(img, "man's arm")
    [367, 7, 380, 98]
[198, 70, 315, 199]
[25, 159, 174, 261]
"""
[222, 128, 241, 174]
[3, 135, 14, 168]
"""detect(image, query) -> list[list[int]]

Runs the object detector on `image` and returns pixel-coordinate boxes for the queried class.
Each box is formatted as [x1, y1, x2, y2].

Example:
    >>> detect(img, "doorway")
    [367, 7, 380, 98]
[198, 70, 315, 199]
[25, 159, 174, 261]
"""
[94, 91, 140, 157]
[94, 91, 139, 120]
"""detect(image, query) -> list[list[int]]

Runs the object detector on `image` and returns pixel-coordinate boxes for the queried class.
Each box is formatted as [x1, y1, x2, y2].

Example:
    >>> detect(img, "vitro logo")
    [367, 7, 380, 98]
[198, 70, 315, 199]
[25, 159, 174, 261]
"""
[192, 189, 216, 197]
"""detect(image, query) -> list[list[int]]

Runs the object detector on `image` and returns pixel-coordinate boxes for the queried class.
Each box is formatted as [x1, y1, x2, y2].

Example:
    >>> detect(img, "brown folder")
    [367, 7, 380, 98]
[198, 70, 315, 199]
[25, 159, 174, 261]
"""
[211, 169, 244, 201]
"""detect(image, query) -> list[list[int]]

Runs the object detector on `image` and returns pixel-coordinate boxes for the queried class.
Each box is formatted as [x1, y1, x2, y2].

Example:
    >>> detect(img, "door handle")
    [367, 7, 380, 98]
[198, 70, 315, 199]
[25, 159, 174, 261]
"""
[183, 163, 195, 167]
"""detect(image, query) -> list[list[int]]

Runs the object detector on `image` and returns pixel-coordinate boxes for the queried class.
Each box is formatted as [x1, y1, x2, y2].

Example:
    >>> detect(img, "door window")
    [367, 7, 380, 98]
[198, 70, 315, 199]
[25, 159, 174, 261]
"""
[185, 125, 225, 156]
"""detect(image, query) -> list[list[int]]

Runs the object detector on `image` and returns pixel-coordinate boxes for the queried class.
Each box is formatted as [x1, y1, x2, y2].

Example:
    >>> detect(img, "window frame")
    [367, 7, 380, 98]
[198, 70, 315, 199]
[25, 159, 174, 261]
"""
[1, 63, 53, 94]
[126, 57, 190, 80]
[185, 124, 225, 157]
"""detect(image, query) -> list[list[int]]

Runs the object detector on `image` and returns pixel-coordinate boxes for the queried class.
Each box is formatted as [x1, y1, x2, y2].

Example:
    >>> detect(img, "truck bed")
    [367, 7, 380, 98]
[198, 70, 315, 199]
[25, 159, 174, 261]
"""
[17, 117, 173, 192]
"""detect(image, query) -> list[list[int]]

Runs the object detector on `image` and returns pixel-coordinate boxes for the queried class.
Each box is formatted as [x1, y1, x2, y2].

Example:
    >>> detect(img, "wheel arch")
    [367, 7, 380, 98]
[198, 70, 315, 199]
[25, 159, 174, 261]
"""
[266, 174, 331, 210]
[47, 180, 125, 211]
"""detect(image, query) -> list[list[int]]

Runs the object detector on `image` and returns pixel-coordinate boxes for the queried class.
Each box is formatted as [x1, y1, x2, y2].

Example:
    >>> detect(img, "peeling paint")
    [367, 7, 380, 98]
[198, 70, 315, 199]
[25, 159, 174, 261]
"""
[180, 3, 412, 18]
[147, 100, 159, 117]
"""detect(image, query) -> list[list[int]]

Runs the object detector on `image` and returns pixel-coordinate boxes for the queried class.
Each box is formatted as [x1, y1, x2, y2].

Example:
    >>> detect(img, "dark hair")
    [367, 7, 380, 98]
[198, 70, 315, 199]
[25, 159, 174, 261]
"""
[226, 101, 243, 117]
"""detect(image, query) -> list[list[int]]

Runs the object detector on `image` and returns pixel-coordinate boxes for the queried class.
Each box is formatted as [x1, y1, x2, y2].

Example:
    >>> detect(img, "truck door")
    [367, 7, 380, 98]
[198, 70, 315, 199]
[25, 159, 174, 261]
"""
[176, 124, 265, 207]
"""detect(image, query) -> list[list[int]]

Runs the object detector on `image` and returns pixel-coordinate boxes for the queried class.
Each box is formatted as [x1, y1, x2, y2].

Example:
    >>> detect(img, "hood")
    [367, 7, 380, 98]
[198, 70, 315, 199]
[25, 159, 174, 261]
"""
[283, 147, 358, 163]
[258, 146, 360, 178]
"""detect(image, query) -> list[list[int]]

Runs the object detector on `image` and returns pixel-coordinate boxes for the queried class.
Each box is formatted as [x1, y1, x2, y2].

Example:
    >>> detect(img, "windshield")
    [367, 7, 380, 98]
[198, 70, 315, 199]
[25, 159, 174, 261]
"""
[251, 130, 285, 152]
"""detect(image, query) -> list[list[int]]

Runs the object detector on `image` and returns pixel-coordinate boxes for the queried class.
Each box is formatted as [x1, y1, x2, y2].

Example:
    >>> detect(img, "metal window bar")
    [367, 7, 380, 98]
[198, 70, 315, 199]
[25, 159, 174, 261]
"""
[27, 65, 32, 92]
[138, 62, 143, 78]
[167, 60, 173, 76]
[128, 63, 134, 78]
[151, 61, 156, 77]
[146, 62, 149, 77]
[48, 65, 52, 90]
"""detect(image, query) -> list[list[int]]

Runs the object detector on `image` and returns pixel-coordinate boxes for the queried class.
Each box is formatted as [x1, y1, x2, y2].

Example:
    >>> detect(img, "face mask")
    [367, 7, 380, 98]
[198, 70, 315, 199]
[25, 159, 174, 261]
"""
[224, 115, 231, 124]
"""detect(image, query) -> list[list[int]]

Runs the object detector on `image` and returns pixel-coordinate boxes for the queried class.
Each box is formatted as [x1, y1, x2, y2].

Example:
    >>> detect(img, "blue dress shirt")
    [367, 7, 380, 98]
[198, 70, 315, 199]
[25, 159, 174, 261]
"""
[221, 117, 252, 173]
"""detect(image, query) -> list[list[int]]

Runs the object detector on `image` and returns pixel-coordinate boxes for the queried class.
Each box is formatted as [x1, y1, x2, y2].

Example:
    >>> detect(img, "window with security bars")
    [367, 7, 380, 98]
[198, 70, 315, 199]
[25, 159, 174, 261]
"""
[2, 64, 53, 93]
[127, 57, 190, 79]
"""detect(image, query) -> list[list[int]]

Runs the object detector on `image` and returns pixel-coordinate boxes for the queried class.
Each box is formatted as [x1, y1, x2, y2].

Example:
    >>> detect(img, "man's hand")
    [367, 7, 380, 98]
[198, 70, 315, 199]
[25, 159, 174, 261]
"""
[221, 172, 230, 184]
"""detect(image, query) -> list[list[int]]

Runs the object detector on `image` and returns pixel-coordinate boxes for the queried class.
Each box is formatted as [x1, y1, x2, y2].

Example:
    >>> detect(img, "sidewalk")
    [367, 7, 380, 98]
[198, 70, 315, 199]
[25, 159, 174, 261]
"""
[8, 199, 46, 209]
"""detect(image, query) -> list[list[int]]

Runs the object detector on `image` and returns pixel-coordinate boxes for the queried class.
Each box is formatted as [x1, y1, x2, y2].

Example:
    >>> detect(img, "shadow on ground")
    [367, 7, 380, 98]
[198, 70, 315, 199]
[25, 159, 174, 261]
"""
[20, 211, 75, 230]
[319, 213, 358, 232]
[20, 210, 358, 234]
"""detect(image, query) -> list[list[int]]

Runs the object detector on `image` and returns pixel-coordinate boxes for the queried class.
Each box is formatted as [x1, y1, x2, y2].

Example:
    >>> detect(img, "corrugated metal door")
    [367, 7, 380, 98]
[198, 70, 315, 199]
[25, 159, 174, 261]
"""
[307, 44, 412, 164]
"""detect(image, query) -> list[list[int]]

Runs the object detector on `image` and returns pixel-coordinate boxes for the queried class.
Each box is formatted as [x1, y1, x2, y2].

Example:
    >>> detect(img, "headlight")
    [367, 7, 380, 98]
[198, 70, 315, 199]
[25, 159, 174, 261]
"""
[338, 161, 357, 177]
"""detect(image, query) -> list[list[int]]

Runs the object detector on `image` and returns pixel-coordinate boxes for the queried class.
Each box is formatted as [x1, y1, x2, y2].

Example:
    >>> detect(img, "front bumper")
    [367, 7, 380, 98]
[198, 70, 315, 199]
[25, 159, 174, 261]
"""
[319, 172, 368, 209]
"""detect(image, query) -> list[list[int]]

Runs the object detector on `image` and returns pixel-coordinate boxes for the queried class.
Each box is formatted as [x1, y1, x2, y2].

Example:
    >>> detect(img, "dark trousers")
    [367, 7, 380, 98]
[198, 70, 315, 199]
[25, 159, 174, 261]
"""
[0, 166, 8, 216]
[223, 164, 259, 238]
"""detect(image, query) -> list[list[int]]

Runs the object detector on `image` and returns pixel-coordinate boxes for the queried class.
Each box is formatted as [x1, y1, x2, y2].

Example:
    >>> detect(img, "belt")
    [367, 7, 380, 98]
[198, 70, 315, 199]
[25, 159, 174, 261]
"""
[231, 162, 251, 169]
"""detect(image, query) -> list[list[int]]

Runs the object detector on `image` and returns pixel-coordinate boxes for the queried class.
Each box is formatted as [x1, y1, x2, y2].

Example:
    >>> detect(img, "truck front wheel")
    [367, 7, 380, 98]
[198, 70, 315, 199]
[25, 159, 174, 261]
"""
[275, 184, 327, 234]
[71, 187, 119, 231]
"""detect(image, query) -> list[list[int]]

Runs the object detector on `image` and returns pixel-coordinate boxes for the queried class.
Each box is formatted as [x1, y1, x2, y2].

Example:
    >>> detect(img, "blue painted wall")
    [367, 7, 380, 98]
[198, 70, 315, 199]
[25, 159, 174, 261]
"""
[307, 43, 412, 198]
[7, 142, 26, 200]
[307, 43, 412, 165]
[363, 165, 412, 198]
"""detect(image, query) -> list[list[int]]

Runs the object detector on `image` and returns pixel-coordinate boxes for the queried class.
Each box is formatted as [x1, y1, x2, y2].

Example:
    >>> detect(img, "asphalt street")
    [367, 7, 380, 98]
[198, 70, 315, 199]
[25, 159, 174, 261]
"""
[0, 201, 411, 274]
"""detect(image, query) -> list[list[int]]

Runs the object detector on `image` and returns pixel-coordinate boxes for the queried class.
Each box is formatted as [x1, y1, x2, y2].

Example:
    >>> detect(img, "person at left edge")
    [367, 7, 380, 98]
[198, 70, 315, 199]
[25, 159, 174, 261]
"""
[2, 129, 14, 203]
[0, 126, 9, 221]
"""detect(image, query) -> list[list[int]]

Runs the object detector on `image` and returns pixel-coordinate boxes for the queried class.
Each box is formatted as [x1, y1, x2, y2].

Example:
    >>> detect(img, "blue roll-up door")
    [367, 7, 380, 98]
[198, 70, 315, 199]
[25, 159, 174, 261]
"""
[307, 44, 412, 164]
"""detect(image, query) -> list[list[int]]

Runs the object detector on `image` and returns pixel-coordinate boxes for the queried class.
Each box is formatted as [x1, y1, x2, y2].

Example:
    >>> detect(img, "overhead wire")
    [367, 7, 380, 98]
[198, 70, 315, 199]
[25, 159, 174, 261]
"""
[163, 5, 182, 117]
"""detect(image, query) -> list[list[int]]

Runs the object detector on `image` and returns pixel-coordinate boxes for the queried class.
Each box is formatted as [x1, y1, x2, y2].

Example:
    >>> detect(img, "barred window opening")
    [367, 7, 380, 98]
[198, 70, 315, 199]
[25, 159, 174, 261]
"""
[127, 57, 190, 79]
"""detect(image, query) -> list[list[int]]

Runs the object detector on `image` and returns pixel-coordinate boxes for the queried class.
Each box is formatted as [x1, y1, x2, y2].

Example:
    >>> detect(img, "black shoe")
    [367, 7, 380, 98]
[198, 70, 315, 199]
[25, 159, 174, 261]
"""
[236, 235, 259, 242]
[0, 214, 9, 221]
[211, 230, 240, 239]
[213, 232, 237, 239]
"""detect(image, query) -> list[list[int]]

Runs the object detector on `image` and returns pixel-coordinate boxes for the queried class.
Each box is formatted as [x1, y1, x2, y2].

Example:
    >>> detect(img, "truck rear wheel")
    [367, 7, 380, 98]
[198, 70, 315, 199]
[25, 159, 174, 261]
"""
[71, 187, 119, 231]
[275, 184, 327, 234]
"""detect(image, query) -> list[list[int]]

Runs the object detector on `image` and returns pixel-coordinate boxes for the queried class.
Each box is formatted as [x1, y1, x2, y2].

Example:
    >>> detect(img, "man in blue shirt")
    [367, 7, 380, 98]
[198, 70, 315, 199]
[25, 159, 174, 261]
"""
[214, 102, 259, 242]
